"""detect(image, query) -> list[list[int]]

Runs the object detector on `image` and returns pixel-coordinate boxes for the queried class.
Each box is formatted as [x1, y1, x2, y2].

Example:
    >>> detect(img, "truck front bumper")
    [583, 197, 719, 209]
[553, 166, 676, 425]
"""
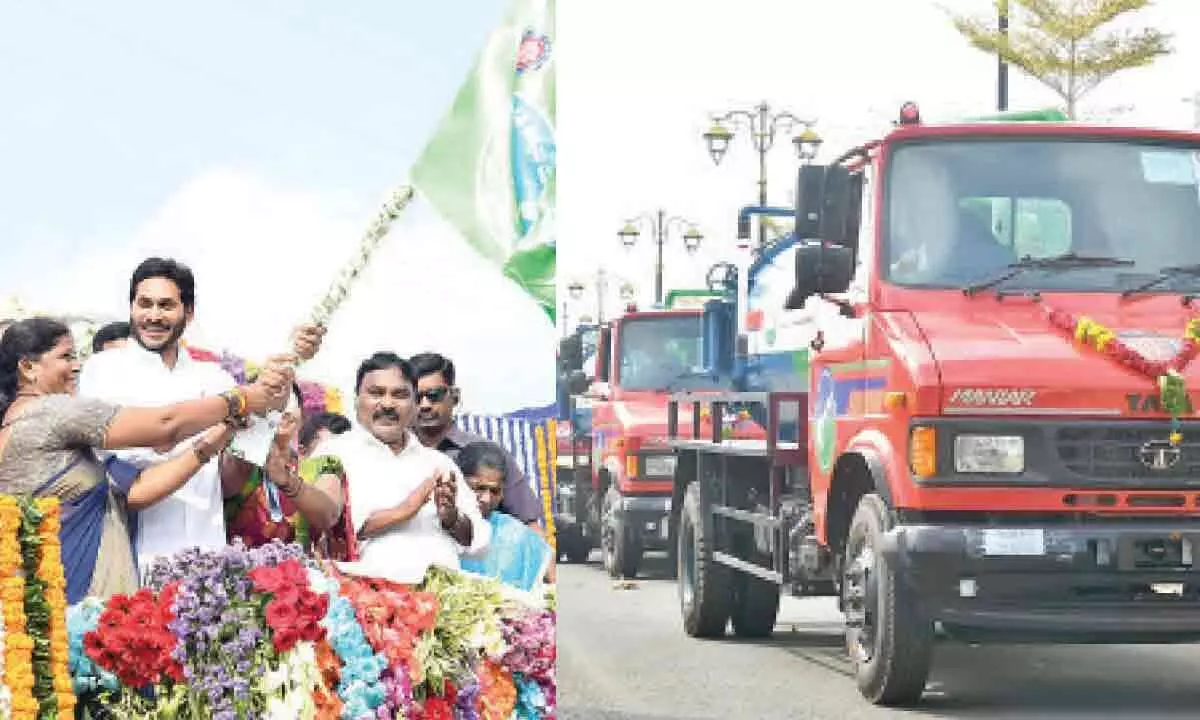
[615, 495, 672, 550]
[881, 521, 1200, 643]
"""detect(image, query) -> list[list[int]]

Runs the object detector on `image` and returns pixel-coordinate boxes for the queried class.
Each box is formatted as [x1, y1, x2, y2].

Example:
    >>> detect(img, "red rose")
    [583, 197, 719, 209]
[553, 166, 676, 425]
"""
[266, 599, 301, 630]
[276, 559, 309, 585]
[298, 589, 327, 615]
[273, 627, 301, 653]
[274, 585, 302, 608]
[249, 566, 285, 593]
[422, 696, 454, 720]
[299, 621, 326, 643]
[165, 659, 185, 684]
[83, 632, 108, 662]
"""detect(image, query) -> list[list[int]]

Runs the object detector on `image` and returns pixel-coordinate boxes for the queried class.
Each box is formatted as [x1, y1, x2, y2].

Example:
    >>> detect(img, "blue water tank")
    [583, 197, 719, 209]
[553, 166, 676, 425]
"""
[702, 299, 735, 377]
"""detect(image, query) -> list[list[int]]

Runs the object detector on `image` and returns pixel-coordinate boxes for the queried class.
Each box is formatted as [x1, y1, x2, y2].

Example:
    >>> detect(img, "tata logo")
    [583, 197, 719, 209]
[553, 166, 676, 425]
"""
[948, 388, 1037, 407]
[1138, 440, 1182, 471]
[1126, 392, 1195, 414]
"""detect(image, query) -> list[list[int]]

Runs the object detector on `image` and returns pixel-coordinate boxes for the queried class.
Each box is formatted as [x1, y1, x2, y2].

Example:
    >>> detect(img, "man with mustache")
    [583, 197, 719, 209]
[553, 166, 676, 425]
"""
[308, 352, 490, 582]
[78, 256, 325, 572]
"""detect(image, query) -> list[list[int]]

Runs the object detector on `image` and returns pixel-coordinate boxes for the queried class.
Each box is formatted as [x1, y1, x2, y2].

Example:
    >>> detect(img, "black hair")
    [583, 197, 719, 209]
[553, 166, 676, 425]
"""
[354, 352, 416, 393]
[91, 321, 130, 353]
[299, 411, 351, 449]
[290, 382, 304, 410]
[129, 257, 196, 310]
[455, 441, 508, 481]
[0, 317, 72, 418]
[409, 352, 456, 386]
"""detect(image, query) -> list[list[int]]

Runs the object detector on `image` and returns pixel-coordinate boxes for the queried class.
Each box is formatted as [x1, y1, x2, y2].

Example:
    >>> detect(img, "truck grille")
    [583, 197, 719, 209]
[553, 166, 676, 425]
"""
[1056, 426, 1200, 485]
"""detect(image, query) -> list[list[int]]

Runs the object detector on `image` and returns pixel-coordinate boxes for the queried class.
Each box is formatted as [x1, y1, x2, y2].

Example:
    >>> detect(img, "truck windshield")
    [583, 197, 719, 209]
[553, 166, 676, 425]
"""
[618, 315, 705, 391]
[884, 138, 1200, 293]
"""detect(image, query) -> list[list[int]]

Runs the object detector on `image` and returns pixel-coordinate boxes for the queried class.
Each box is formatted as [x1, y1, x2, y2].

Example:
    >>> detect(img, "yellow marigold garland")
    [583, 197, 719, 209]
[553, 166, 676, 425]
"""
[0, 497, 35, 719]
[535, 423, 556, 551]
[34, 498, 74, 716]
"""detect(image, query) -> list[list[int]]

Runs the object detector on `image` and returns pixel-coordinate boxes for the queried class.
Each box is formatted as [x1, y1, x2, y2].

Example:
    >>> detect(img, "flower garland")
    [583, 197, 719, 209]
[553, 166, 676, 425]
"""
[475, 660, 516, 720]
[0, 497, 31, 720]
[308, 570, 389, 718]
[31, 498, 74, 717]
[1046, 307, 1200, 445]
[15, 497, 65, 719]
[0, 595, 9, 720]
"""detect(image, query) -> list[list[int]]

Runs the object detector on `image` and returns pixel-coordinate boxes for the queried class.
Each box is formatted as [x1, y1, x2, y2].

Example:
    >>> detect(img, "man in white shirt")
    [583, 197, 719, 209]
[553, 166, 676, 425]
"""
[310, 352, 490, 582]
[79, 256, 324, 572]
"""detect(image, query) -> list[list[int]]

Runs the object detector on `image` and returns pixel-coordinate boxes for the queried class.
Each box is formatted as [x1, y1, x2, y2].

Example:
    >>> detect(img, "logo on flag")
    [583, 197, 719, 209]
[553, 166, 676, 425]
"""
[516, 29, 551, 74]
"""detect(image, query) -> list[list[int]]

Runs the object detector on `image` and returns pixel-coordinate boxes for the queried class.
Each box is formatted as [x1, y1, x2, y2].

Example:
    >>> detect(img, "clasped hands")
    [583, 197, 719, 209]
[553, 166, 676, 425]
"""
[248, 324, 328, 412]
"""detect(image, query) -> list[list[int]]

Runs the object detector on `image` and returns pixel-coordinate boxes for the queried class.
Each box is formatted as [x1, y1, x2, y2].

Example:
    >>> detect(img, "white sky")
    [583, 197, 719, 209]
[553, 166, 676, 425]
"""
[0, 0, 555, 415]
[556, 0, 1200, 316]
[31, 170, 555, 414]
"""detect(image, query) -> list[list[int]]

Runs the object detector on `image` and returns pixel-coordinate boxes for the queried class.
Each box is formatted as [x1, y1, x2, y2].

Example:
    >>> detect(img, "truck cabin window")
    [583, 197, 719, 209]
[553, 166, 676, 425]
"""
[579, 327, 599, 380]
[885, 139, 1200, 293]
[618, 315, 704, 391]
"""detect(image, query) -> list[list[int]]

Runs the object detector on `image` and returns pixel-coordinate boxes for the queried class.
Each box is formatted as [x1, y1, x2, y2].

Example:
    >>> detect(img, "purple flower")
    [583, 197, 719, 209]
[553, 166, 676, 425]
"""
[151, 541, 310, 717]
[456, 678, 481, 720]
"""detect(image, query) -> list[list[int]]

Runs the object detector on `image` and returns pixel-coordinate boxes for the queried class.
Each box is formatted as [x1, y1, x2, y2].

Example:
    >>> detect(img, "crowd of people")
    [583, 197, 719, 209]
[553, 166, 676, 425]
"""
[0, 256, 555, 618]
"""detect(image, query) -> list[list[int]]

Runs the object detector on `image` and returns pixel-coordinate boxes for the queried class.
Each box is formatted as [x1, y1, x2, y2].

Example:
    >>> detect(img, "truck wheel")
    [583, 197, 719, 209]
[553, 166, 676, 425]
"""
[730, 565, 781, 638]
[842, 494, 933, 706]
[564, 535, 592, 564]
[601, 488, 642, 579]
[678, 482, 732, 637]
[558, 527, 591, 564]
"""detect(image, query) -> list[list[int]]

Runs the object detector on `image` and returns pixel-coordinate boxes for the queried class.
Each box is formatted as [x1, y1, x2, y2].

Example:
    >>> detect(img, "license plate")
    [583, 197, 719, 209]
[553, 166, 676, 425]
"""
[982, 529, 1045, 556]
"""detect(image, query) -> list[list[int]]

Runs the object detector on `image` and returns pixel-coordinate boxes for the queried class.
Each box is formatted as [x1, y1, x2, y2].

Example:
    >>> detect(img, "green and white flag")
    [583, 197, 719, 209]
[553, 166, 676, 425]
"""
[411, 0, 556, 323]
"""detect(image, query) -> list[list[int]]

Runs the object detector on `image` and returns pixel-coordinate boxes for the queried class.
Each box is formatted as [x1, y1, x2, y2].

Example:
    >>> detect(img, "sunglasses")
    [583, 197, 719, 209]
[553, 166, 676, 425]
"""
[416, 386, 452, 403]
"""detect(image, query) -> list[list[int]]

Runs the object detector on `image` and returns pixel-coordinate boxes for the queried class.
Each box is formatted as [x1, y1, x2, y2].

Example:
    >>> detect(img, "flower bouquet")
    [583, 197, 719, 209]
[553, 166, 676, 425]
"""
[62, 540, 556, 720]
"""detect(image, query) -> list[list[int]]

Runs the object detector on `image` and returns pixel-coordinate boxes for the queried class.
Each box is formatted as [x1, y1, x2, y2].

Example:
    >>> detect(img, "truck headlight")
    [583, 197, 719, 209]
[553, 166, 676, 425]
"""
[643, 454, 677, 478]
[954, 435, 1024, 473]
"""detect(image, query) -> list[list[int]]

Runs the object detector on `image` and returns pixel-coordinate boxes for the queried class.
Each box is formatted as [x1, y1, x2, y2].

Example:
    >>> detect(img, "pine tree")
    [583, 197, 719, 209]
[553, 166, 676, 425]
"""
[946, 0, 1172, 118]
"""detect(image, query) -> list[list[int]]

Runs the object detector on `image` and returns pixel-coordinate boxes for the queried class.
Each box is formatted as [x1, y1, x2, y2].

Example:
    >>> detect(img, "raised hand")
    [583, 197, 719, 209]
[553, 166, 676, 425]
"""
[291, 324, 327, 362]
[432, 468, 458, 528]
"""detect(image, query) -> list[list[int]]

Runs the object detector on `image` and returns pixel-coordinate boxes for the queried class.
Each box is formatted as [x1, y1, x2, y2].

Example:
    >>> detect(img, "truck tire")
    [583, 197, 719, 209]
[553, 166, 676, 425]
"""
[730, 565, 781, 638]
[678, 482, 732, 638]
[842, 493, 933, 706]
[602, 488, 642, 579]
[558, 526, 591, 564]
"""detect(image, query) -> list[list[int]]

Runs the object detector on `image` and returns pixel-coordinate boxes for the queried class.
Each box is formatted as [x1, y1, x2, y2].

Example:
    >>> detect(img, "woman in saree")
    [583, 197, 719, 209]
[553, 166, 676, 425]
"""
[0, 317, 291, 604]
[457, 441, 554, 591]
[223, 383, 357, 561]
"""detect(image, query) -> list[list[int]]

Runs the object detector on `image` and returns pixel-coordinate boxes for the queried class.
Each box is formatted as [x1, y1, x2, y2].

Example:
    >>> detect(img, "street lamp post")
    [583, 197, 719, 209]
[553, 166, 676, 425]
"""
[702, 101, 822, 250]
[617, 209, 703, 305]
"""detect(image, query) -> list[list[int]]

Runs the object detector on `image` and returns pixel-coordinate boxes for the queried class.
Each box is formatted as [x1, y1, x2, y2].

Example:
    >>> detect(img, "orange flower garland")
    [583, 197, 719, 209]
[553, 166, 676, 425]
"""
[34, 498, 75, 716]
[312, 638, 344, 720]
[0, 497, 35, 720]
[476, 659, 516, 720]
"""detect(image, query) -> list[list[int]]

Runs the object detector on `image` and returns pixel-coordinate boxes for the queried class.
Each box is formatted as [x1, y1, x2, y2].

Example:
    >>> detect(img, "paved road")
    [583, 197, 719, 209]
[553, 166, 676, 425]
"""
[557, 553, 1200, 720]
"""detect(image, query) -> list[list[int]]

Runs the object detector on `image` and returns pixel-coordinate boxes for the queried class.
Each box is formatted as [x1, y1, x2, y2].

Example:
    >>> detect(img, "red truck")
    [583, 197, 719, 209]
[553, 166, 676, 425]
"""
[558, 302, 759, 579]
[667, 104, 1200, 706]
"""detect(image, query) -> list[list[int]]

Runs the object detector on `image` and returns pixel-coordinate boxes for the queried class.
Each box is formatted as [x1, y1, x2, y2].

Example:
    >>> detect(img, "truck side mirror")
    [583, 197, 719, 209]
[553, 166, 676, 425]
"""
[795, 242, 855, 298]
[795, 164, 853, 247]
[558, 335, 583, 371]
[567, 369, 590, 395]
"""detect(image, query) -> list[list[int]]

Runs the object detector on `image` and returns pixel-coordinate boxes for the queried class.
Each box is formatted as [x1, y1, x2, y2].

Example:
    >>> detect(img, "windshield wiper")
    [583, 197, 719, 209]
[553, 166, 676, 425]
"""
[1120, 263, 1200, 299]
[962, 252, 1135, 297]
